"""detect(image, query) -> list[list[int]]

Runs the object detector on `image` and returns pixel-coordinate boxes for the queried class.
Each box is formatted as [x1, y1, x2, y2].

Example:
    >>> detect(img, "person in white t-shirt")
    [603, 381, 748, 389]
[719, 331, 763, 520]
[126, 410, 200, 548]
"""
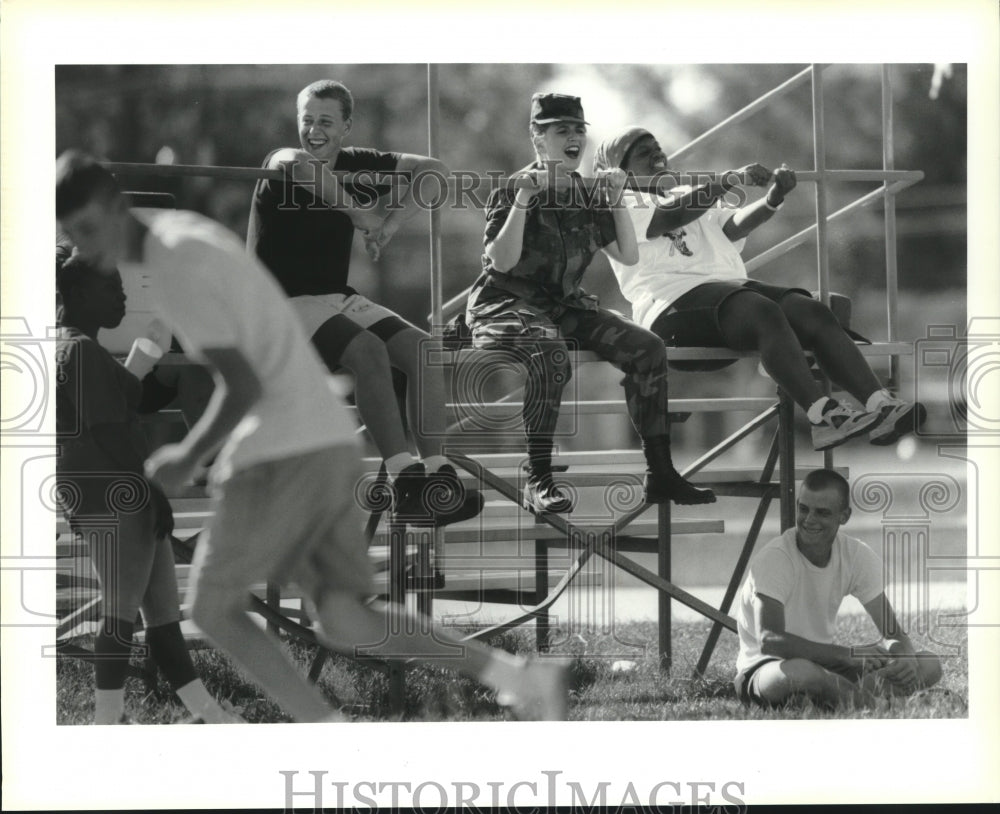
[56, 150, 568, 722]
[734, 469, 941, 709]
[593, 127, 925, 452]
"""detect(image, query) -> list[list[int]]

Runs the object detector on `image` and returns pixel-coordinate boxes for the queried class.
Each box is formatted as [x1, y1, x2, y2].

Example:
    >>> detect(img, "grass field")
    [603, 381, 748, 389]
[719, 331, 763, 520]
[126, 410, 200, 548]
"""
[56, 611, 968, 724]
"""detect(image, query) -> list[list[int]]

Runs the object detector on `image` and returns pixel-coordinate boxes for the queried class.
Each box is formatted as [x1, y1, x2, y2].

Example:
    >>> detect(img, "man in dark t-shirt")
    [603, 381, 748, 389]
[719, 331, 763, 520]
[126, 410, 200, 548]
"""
[248, 79, 480, 526]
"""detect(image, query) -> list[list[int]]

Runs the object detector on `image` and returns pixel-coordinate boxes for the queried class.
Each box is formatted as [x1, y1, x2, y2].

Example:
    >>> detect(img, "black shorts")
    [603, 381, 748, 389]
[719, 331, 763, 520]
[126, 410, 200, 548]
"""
[310, 313, 415, 372]
[650, 280, 812, 349]
[733, 657, 782, 707]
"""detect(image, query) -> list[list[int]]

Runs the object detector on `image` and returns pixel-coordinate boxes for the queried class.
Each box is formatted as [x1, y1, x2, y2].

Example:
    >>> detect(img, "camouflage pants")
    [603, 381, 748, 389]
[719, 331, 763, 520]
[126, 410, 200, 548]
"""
[467, 299, 670, 447]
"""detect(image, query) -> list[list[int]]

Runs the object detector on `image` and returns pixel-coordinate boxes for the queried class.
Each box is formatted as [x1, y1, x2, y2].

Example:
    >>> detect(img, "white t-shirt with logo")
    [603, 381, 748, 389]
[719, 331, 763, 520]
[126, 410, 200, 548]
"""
[735, 527, 884, 674]
[607, 189, 748, 330]
[124, 210, 358, 480]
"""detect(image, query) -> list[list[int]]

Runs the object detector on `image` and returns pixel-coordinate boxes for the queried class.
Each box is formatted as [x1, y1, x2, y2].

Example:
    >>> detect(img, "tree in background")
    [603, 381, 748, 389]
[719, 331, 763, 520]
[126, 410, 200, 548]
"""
[56, 63, 965, 341]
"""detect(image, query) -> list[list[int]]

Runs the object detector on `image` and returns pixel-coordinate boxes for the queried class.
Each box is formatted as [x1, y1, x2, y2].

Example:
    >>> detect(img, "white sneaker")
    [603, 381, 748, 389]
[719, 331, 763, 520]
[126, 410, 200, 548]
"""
[869, 400, 926, 446]
[186, 699, 246, 724]
[811, 403, 883, 451]
[218, 699, 247, 723]
[499, 658, 569, 721]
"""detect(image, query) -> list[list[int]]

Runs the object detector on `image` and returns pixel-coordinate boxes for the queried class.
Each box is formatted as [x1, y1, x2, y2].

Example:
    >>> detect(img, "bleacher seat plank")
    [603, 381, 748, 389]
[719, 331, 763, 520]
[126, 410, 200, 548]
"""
[446, 397, 777, 417]
[368, 517, 722, 546]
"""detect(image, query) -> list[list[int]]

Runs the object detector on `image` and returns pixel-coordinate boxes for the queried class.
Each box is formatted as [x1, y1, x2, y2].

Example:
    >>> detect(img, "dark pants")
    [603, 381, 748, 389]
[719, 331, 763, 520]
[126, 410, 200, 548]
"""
[467, 299, 669, 463]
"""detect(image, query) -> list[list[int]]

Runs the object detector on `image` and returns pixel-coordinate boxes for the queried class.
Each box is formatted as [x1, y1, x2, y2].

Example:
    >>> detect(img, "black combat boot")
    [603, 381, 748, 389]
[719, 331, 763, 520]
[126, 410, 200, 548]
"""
[642, 436, 716, 505]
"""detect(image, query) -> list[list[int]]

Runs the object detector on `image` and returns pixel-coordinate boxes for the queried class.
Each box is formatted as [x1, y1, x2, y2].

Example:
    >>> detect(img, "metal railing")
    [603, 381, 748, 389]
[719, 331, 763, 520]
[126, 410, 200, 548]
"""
[101, 64, 919, 374]
[431, 64, 921, 357]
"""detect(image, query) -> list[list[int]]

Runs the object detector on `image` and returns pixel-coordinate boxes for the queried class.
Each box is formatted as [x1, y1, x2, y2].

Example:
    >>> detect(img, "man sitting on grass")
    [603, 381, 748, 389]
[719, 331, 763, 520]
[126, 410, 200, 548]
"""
[734, 468, 942, 709]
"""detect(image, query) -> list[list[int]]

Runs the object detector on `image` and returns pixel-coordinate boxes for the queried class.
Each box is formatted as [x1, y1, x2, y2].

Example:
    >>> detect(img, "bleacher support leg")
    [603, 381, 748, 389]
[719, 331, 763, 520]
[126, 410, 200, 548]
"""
[266, 582, 281, 638]
[416, 530, 433, 618]
[535, 534, 551, 652]
[657, 501, 672, 672]
[693, 432, 781, 675]
[388, 517, 407, 716]
[777, 388, 796, 531]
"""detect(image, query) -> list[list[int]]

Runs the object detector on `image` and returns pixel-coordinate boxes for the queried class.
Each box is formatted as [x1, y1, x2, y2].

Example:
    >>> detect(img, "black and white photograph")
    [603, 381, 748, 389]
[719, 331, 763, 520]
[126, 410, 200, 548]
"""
[2, 1, 998, 810]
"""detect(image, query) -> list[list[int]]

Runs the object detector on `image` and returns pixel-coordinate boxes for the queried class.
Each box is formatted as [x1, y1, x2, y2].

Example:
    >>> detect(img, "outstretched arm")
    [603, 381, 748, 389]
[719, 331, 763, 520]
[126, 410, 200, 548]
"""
[646, 163, 771, 238]
[145, 346, 261, 492]
[364, 153, 448, 261]
[267, 149, 383, 233]
[756, 593, 887, 674]
[722, 163, 796, 241]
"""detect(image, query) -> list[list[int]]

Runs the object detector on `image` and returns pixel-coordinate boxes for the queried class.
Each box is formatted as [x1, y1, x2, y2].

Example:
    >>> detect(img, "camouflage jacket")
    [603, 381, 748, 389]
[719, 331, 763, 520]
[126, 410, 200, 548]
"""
[470, 166, 618, 316]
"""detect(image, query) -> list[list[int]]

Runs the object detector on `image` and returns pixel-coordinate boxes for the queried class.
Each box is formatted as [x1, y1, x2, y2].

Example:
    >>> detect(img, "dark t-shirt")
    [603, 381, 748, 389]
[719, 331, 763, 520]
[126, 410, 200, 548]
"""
[246, 146, 401, 297]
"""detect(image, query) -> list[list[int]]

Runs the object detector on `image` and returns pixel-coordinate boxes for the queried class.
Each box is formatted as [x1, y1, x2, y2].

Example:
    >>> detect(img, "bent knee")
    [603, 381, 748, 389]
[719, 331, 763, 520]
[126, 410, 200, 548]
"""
[388, 328, 437, 376]
[745, 296, 789, 333]
[623, 331, 667, 374]
[340, 331, 391, 370]
[632, 334, 668, 374]
[757, 658, 832, 701]
[782, 294, 841, 338]
[719, 292, 790, 345]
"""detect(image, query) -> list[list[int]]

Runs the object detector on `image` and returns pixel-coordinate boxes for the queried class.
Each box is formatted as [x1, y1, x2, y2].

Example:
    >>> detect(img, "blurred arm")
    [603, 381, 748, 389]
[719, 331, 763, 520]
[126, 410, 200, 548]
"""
[145, 346, 261, 491]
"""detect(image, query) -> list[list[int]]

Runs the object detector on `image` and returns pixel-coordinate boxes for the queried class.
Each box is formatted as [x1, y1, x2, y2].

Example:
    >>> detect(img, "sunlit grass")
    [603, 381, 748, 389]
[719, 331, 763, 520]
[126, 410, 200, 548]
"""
[56, 611, 967, 724]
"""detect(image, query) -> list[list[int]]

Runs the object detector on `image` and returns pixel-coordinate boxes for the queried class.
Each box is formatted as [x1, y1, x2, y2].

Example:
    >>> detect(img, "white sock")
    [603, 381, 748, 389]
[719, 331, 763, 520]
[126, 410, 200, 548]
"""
[866, 389, 893, 412]
[807, 397, 835, 424]
[175, 679, 227, 722]
[423, 455, 449, 473]
[385, 452, 419, 479]
[94, 688, 125, 724]
[477, 651, 529, 696]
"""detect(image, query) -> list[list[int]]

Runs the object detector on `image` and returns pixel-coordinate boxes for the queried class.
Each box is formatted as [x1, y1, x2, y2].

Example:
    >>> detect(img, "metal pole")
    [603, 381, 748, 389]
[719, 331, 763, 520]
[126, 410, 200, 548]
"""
[669, 65, 827, 164]
[812, 64, 835, 471]
[658, 502, 672, 672]
[745, 174, 923, 273]
[882, 64, 901, 391]
[427, 64, 444, 332]
[694, 431, 780, 676]
[778, 389, 797, 530]
[388, 518, 407, 714]
[427, 64, 446, 607]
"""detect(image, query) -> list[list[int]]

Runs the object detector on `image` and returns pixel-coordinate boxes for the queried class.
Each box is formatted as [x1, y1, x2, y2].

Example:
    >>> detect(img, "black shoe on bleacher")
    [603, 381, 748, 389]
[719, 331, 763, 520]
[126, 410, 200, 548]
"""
[642, 436, 716, 506]
[393, 462, 484, 527]
[392, 462, 433, 524]
[643, 470, 716, 506]
[423, 464, 484, 527]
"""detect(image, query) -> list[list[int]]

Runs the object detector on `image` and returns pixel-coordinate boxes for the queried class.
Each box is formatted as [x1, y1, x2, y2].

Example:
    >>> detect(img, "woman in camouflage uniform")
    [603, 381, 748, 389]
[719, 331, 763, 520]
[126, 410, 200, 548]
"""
[465, 94, 715, 513]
